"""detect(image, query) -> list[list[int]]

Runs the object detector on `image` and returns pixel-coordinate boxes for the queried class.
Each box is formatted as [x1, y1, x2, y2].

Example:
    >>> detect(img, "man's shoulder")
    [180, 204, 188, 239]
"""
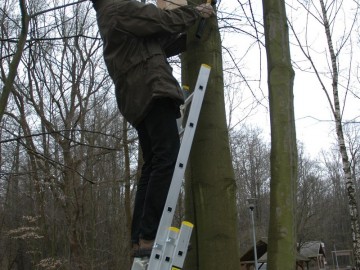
[95, 0, 133, 11]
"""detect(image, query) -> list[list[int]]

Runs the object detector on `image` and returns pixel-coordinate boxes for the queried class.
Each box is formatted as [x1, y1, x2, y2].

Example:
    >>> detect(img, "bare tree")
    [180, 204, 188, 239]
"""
[0, 1, 142, 268]
[296, 145, 328, 246]
[0, 0, 87, 123]
[321, 149, 353, 253]
[230, 125, 270, 253]
[289, 0, 360, 265]
[0, 0, 29, 122]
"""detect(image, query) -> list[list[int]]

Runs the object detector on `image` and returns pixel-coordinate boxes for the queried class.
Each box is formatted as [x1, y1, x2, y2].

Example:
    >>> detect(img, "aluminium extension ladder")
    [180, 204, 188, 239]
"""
[131, 64, 211, 270]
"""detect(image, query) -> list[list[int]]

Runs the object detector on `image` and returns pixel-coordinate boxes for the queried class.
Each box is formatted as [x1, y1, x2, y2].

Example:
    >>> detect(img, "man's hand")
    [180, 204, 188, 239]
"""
[195, 3, 214, 18]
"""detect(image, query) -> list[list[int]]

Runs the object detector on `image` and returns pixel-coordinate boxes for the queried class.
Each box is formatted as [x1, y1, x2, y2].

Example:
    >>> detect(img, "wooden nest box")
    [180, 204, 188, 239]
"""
[157, 0, 188, 10]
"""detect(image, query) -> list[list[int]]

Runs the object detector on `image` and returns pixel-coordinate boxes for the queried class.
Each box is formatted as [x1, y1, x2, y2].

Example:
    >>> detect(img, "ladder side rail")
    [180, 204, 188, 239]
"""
[170, 221, 193, 269]
[147, 64, 211, 270]
[155, 65, 210, 243]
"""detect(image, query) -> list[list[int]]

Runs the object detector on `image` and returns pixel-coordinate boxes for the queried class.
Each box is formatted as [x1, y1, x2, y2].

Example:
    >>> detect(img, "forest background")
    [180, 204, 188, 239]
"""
[0, 0, 359, 269]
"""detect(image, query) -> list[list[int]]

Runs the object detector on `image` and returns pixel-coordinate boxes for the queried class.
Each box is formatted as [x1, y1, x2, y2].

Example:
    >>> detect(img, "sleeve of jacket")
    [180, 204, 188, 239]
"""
[112, 1, 201, 37]
[161, 33, 187, 57]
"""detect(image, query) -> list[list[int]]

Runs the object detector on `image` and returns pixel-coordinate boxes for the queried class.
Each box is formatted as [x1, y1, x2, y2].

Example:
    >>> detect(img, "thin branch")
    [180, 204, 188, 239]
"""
[288, 19, 336, 116]
[30, 0, 88, 18]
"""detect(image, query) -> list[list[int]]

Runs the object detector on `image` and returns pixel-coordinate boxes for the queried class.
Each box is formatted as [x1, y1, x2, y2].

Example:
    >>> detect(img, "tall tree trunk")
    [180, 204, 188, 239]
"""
[0, 0, 29, 123]
[182, 6, 240, 269]
[61, 142, 84, 269]
[319, 0, 360, 266]
[122, 119, 132, 265]
[262, 0, 297, 269]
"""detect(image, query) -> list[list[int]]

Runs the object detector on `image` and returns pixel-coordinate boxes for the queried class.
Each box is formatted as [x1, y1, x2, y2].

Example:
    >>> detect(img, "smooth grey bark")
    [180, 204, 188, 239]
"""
[262, 0, 297, 269]
[181, 3, 241, 269]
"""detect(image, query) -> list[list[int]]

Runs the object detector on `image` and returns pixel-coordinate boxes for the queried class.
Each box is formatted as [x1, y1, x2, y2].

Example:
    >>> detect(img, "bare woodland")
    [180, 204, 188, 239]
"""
[0, 0, 360, 269]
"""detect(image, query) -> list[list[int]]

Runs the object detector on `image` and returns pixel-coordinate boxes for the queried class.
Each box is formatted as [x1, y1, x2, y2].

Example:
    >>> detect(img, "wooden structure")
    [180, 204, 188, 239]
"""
[240, 240, 310, 270]
[331, 249, 354, 270]
[240, 240, 268, 270]
[298, 241, 327, 270]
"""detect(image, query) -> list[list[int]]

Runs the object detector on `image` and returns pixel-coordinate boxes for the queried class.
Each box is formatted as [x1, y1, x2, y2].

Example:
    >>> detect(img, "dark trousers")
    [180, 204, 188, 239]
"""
[131, 98, 180, 243]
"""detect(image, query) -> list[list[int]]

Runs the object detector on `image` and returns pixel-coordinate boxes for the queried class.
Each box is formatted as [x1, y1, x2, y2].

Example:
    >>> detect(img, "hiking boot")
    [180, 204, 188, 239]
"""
[132, 239, 154, 257]
[131, 243, 139, 257]
[139, 239, 154, 250]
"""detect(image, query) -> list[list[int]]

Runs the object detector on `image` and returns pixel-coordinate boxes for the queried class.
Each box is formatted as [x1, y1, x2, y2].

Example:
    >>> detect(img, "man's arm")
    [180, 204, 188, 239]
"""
[109, 1, 212, 37]
[161, 33, 187, 57]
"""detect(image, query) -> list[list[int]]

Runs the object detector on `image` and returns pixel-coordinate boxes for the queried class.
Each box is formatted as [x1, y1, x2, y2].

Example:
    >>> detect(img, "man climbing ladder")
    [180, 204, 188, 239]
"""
[89, 0, 214, 265]
[133, 64, 211, 270]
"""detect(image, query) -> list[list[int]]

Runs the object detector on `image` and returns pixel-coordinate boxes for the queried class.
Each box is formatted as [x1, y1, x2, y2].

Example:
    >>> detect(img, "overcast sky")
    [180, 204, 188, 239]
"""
[220, 0, 359, 158]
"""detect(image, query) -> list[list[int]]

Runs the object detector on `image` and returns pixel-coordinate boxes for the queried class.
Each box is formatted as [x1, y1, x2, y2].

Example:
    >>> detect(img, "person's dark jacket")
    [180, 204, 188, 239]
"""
[93, 0, 200, 127]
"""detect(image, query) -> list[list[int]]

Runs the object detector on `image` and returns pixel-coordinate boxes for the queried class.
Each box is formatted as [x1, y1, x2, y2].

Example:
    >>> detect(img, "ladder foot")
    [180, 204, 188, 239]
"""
[131, 257, 149, 270]
[133, 248, 152, 258]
